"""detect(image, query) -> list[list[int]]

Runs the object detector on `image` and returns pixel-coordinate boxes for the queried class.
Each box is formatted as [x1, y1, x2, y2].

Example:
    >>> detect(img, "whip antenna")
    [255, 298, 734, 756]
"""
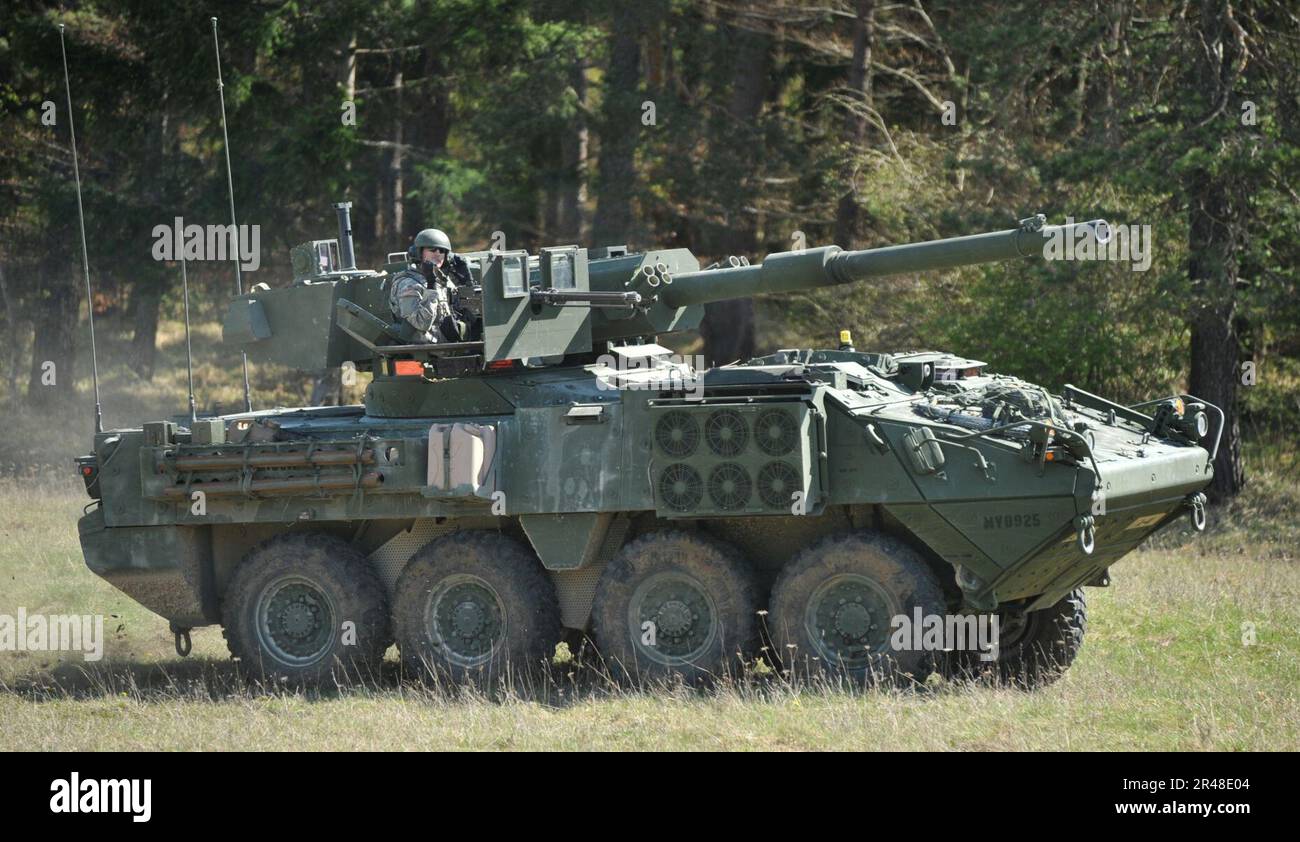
[180, 253, 197, 424]
[211, 16, 253, 413]
[58, 24, 103, 434]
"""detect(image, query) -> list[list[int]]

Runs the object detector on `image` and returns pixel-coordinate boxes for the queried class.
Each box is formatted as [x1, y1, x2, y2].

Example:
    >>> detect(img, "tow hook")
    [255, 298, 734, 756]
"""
[1074, 514, 1096, 555]
[170, 622, 193, 657]
[1186, 492, 1208, 532]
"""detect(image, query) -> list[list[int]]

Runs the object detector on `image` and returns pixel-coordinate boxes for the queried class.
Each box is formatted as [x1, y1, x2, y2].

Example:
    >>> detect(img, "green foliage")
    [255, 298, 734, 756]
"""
[918, 261, 1186, 400]
[411, 157, 490, 239]
[1, 0, 1297, 436]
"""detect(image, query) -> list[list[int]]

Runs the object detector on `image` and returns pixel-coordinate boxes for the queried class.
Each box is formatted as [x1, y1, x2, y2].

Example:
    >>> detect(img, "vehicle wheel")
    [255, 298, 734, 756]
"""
[955, 589, 1087, 689]
[591, 531, 759, 683]
[768, 531, 944, 683]
[393, 531, 561, 684]
[222, 532, 391, 686]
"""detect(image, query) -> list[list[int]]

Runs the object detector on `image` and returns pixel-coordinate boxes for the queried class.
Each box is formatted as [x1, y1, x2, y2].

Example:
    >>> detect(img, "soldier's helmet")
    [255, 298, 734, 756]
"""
[408, 228, 452, 262]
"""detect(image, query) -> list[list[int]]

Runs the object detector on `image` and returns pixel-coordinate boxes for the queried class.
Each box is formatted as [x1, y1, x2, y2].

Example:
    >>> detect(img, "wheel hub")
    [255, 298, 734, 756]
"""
[258, 579, 334, 664]
[832, 601, 872, 640]
[807, 575, 895, 667]
[279, 600, 317, 638]
[656, 600, 694, 636]
[451, 600, 487, 638]
[631, 574, 717, 663]
[430, 578, 504, 666]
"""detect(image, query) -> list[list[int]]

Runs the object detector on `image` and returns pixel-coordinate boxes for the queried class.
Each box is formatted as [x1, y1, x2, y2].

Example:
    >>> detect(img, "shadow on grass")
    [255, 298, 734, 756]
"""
[4, 657, 283, 703]
[0, 644, 980, 708]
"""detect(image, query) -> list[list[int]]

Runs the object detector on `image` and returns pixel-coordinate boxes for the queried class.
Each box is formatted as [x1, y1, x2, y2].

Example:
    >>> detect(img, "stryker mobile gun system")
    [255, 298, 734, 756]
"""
[75, 205, 1217, 686]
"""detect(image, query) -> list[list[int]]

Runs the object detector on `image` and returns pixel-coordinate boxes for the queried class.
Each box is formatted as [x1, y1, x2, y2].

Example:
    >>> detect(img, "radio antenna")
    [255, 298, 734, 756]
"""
[58, 24, 102, 434]
[211, 16, 253, 413]
[180, 252, 197, 424]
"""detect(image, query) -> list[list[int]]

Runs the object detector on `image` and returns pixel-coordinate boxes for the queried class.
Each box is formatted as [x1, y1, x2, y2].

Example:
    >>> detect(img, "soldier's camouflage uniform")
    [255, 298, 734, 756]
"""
[389, 268, 463, 343]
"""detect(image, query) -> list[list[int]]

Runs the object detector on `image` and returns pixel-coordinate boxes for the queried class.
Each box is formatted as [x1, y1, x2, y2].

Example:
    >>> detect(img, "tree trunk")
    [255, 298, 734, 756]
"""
[310, 367, 342, 406]
[26, 253, 79, 408]
[415, 47, 452, 154]
[130, 87, 170, 382]
[1184, 0, 1247, 500]
[0, 262, 19, 398]
[129, 274, 163, 381]
[391, 68, 405, 239]
[1187, 167, 1245, 500]
[592, 4, 651, 246]
[699, 9, 771, 365]
[406, 46, 451, 234]
[833, 0, 876, 248]
[558, 60, 589, 243]
[699, 300, 757, 366]
[1189, 303, 1245, 499]
[374, 157, 389, 248]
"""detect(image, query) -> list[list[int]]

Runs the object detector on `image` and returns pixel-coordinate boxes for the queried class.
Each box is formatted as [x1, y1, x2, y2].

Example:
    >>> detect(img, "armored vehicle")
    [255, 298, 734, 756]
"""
[75, 205, 1218, 686]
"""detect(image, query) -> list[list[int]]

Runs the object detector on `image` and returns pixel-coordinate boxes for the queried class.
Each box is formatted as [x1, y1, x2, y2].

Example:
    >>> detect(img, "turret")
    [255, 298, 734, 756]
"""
[222, 208, 1110, 377]
[582, 214, 1108, 347]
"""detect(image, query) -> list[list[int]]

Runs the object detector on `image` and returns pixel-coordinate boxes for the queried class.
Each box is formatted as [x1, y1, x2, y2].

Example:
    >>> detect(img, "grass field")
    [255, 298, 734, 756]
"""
[1, 443, 1297, 751]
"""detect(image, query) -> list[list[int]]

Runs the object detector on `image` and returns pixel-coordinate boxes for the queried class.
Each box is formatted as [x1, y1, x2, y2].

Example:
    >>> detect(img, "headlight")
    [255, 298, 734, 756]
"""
[1172, 407, 1209, 441]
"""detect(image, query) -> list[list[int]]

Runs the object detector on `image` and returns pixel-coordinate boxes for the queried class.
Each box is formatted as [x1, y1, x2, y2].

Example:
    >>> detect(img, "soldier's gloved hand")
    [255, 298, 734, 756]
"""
[439, 314, 467, 343]
[447, 253, 473, 286]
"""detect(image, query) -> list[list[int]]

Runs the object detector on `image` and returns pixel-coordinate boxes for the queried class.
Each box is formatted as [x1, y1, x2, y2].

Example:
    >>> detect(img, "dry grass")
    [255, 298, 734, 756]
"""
[0, 446, 1296, 750]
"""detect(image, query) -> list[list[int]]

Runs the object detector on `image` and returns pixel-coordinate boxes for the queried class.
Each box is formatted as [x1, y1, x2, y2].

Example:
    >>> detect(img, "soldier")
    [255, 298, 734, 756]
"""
[389, 228, 475, 342]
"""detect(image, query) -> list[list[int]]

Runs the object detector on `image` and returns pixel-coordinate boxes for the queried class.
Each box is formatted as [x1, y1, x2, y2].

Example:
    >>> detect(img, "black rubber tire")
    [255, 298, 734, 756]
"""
[393, 531, 561, 685]
[591, 531, 760, 683]
[955, 589, 1087, 689]
[222, 532, 391, 687]
[768, 531, 945, 683]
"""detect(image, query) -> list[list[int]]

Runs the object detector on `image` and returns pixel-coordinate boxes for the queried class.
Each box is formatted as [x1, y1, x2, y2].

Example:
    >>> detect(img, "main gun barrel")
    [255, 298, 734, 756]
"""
[659, 216, 1111, 309]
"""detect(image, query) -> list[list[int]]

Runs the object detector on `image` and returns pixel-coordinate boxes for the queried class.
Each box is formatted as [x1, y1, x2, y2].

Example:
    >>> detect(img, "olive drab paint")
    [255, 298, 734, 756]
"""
[72, 203, 1217, 684]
